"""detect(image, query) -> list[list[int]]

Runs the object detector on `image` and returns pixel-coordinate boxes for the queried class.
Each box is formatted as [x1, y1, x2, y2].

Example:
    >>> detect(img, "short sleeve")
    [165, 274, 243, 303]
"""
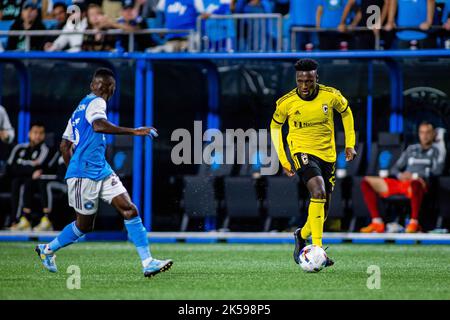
[272, 99, 288, 125]
[62, 119, 75, 142]
[156, 0, 165, 11]
[194, 0, 205, 13]
[85, 98, 107, 125]
[333, 91, 349, 113]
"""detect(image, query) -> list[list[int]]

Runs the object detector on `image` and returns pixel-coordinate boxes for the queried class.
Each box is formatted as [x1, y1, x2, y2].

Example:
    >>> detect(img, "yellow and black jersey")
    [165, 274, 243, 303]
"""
[270, 84, 355, 168]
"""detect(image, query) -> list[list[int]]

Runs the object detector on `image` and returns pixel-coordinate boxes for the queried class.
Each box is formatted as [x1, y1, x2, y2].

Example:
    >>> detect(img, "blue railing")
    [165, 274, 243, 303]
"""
[1, 49, 449, 230]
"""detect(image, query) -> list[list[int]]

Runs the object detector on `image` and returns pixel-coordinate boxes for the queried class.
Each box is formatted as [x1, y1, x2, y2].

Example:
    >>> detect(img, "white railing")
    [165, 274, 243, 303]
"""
[0, 28, 195, 52]
[196, 14, 283, 53]
[290, 25, 449, 51]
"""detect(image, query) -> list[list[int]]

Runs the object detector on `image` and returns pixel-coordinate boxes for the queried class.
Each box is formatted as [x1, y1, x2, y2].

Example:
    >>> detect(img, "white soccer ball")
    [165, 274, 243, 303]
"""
[298, 244, 328, 273]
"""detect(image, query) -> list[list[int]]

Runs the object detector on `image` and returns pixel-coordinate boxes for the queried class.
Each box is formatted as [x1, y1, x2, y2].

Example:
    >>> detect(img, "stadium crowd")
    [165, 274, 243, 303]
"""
[0, 0, 449, 52]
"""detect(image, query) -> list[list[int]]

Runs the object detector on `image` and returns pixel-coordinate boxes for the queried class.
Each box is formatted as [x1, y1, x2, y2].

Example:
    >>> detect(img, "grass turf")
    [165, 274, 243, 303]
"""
[0, 242, 449, 300]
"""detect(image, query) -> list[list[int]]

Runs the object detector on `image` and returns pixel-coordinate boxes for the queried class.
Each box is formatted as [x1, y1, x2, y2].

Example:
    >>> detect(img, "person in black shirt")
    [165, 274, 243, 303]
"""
[116, 0, 156, 51]
[7, 122, 50, 230]
[338, 0, 390, 49]
[6, 0, 46, 51]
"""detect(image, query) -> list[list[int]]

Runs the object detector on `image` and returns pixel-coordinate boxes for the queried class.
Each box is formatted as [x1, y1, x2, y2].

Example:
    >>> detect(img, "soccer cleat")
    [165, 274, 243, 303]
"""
[10, 216, 32, 231]
[33, 216, 53, 232]
[405, 221, 421, 233]
[324, 256, 335, 268]
[35, 244, 57, 273]
[143, 258, 173, 278]
[360, 222, 385, 233]
[293, 228, 306, 264]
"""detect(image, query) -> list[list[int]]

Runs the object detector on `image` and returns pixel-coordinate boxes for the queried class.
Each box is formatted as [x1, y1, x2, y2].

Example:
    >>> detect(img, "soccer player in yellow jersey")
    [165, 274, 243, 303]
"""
[270, 59, 357, 267]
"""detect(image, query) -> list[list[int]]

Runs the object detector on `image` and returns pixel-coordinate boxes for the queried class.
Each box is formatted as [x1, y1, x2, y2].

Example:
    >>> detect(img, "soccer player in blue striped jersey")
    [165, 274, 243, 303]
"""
[35, 68, 173, 278]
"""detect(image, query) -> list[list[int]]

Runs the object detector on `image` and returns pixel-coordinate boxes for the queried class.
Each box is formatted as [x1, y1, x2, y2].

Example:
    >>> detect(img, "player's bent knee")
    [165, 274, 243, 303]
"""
[311, 188, 326, 199]
[122, 203, 139, 220]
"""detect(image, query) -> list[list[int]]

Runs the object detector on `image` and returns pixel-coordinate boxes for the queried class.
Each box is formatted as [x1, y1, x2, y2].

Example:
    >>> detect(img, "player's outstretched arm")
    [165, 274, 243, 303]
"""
[92, 119, 158, 138]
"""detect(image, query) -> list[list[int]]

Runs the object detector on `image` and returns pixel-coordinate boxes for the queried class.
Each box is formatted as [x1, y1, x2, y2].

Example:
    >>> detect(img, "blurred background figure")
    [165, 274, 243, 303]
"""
[6, 0, 46, 51]
[385, 0, 436, 49]
[316, 0, 350, 50]
[360, 121, 445, 234]
[45, 1, 68, 42]
[338, 0, 390, 50]
[234, 0, 272, 13]
[44, 0, 88, 52]
[150, 0, 208, 52]
[116, 0, 157, 51]
[81, 3, 118, 51]
[289, 0, 319, 51]
[6, 123, 51, 231]
[0, 105, 15, 146]
[0, 0, 25, 21]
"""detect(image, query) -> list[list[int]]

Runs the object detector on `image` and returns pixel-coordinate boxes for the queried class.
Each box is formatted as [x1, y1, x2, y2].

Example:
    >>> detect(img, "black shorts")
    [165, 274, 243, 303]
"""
[292, 153, 336, 194]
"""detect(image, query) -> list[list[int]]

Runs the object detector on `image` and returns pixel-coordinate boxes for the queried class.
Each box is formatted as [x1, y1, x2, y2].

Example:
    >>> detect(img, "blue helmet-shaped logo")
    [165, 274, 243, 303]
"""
[378, 150, 393, 169]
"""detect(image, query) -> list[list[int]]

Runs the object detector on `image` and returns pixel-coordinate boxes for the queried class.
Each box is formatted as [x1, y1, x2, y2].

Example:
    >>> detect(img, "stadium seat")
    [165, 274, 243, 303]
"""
[264, 176, 302, 231]
[367, 132, 404, 176]
[222, 177, 261, 230]
[180, 175, 217, 231]
[349, 132, 404, 230]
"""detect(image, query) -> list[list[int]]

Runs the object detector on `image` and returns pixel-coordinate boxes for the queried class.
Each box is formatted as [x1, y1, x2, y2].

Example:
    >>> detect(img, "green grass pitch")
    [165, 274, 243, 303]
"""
[1, 242, 449, 300]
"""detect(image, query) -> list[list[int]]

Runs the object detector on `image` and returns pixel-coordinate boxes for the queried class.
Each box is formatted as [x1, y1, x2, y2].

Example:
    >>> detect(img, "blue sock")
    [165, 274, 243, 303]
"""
[124, 216, 152, 265]
[47, 221, 84, 253]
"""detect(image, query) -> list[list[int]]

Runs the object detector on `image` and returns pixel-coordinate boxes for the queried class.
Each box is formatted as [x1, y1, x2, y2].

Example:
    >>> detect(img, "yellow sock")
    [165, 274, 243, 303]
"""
[309, 198, 326, 247]
[301, 217, 311, 240]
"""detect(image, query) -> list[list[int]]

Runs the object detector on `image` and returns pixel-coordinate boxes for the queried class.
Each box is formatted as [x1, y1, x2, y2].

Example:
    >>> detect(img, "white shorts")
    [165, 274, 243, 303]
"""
[67, 173, 127, 215]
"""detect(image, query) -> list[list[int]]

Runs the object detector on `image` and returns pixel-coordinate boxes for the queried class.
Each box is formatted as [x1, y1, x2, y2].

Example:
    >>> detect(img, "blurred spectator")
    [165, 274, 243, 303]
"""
[44, 2, 68, 42]
[6, 0, 46, 51]
[360, 121, 445, 234]
[338, 0, 390, 49]
[135, 0, 157, 18]
[234, 0, 272, 13]
[50, 1, 68, 28]
[273, 0, 289, 15]
[0, 105, 15, 146]
[116, 0, 156, 51]
[316, 0, 350, 50]
[102, 0, 122, 20]
[150, 0, 208, 52]
[202, 0, 233, 52]
[0, 105, 15, 176]
[440, 0, 450, 47]
[81, 3, 118, 51]
[385, 0, 436, 49]
[7, 122, 51, 231]
[44, 0, 88, 52]
[0, 0, 25, 20]
[289, 0, 319, 51]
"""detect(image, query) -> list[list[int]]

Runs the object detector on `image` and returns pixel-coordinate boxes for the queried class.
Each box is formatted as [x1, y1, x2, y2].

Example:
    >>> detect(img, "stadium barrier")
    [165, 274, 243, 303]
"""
[290, 25, 450, 51]
[1, 21, 448, 53]
[195, 13, 283, 52]
[0, 28, 195, 52]
[1, 50, 450, 231]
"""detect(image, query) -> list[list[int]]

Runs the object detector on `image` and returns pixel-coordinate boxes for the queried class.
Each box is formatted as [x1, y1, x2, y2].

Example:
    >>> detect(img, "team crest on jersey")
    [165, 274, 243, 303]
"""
[300, 153, 309, 165]
[84, 201, 94, 210]
[322, 104, 329, 114]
